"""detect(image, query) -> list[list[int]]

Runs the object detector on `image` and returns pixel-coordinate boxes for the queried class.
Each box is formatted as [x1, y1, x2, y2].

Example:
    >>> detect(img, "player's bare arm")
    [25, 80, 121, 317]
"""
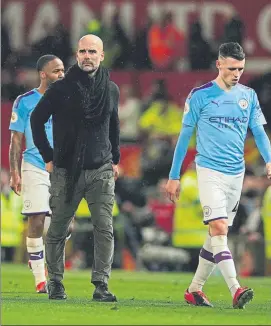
[9, 130, 24, 195]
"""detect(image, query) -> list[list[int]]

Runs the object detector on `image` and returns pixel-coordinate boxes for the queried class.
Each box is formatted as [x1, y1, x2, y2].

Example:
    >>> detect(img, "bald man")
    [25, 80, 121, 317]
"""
[31, 34, 120, 301]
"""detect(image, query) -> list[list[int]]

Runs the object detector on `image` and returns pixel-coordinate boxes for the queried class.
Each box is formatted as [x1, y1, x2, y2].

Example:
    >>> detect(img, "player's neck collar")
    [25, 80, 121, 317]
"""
[213, 79, 235, 93]
[34, 88, 44, 96]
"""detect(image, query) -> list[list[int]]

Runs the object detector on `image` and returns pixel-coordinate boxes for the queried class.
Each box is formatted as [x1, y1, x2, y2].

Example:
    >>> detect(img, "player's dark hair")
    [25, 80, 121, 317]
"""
[218, 42, 245, 61]
[36, 55, 59, 72]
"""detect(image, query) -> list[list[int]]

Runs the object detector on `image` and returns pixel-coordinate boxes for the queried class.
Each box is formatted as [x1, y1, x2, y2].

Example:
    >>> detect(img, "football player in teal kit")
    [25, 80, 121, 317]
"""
[9, 55, 64, 293]
[166, 43, 271, 309]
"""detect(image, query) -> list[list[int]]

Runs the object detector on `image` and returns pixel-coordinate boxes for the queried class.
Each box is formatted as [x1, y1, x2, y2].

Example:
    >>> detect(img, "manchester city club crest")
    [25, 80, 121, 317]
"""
[184, 102, 190, 115]
[238, 99, 249, 109]
[24, 200, 32, 210]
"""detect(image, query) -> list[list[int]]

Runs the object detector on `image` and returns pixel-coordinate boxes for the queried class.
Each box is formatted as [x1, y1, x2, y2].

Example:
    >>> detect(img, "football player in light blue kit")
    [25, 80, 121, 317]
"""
[166, 43, 271, 309]
[9, 55, 64, 293]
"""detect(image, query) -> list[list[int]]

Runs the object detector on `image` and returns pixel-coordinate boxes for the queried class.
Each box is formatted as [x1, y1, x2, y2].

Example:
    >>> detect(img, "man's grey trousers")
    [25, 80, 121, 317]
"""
[46, 163, 115, 284]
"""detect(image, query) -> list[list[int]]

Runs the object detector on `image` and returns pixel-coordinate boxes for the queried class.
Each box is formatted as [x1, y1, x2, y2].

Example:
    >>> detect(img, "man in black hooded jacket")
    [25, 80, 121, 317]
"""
[31, 34, 120, 302]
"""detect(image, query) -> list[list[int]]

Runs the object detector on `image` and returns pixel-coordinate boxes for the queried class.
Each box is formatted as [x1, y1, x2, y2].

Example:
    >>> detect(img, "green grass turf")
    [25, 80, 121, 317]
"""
[1, 263, 271, 325]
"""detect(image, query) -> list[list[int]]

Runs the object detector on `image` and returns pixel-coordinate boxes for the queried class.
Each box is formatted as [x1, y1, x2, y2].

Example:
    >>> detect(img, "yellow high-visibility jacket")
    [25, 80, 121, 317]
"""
[172, 169, 206, 248]
[76, 198, 119, 218]
[1, 192, 23, 247]
[262, 186, 271, 259]
[139, 101, 182, 136]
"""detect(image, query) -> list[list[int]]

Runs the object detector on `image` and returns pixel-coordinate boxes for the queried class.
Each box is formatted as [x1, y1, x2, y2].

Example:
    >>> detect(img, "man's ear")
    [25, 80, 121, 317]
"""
[40, 71, 46, 80]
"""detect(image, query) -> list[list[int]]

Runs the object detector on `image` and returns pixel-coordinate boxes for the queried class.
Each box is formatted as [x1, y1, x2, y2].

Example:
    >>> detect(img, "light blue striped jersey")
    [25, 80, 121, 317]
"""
[9, 89, 53, 170]
[182, 81, 266, 174]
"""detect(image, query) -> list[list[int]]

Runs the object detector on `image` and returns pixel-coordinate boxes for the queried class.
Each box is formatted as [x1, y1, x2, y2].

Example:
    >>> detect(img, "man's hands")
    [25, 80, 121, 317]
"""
[266, 162, 271, 179]
[165, 179, 181, 203]
[112, 164, 119, 181]
[46, 161, 53, 173]
[10, 171, 21, 196]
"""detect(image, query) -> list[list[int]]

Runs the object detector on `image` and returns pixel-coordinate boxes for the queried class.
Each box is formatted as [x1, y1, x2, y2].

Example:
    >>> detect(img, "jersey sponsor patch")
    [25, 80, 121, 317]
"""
[10, 112, 18, 123]
[184, 102, 190, 115]
[238, 99, 248, 109]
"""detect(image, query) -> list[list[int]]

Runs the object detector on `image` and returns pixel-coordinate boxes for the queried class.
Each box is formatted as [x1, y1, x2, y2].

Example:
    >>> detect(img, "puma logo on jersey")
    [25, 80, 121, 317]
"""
[211, 100, 219, 107]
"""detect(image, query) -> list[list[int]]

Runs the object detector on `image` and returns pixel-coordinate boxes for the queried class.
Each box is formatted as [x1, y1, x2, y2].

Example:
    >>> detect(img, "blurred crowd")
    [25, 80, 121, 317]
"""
[1, 7, 271, 277]
[1, 8, 251, 101]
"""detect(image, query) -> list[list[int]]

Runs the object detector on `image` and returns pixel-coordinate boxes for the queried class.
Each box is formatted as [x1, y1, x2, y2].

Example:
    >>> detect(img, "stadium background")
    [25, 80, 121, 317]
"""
[1, 0, 271, 280]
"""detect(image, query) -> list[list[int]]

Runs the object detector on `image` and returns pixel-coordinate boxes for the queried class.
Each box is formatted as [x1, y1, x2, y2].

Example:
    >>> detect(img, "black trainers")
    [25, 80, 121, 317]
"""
[93, 282, 117, 302]
[48, 280, 67, 300]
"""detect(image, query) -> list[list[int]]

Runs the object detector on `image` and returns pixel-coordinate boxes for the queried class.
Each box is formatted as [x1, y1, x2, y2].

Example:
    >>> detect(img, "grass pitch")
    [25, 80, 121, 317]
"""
[1, 263, 271, 325]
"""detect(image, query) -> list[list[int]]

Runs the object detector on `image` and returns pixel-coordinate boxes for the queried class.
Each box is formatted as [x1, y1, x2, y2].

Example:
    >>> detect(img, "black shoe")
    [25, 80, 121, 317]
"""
[93, 282, 117, 302]
[48, 280, 67, 300]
